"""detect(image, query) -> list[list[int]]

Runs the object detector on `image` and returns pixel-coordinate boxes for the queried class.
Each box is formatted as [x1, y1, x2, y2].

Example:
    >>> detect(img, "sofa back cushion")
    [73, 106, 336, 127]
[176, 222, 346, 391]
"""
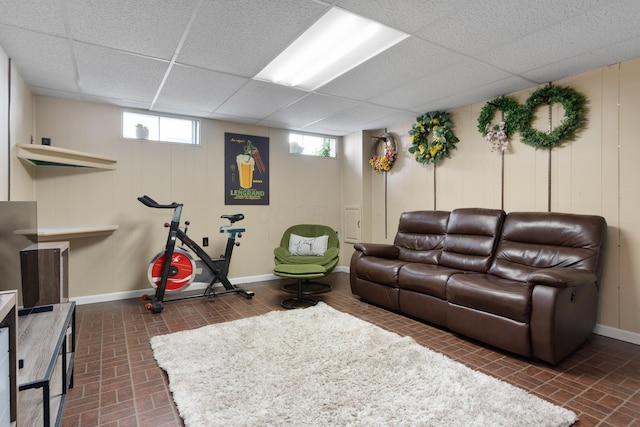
[439, 208, 506, 272]
[394, 210, 450, 264]
[488, 212, 607, 283]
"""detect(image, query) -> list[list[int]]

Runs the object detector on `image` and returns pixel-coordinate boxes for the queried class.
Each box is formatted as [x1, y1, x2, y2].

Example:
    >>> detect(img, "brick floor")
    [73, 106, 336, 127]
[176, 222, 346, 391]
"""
[61, 273, 640, 426]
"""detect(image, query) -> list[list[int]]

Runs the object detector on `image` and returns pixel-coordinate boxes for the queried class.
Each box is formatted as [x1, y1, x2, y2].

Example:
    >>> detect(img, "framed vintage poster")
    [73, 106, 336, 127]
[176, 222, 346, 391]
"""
[224, 132, 269, 205]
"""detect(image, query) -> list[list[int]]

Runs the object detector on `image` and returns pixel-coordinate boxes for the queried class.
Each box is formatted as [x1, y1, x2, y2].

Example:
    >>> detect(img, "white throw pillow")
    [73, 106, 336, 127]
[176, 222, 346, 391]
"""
[288, 233, 329, 256]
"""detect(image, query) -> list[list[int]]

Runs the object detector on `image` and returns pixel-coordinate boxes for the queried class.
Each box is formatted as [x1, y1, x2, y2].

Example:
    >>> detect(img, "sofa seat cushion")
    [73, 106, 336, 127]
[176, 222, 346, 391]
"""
[398, 264, 463, 299]
[447, 274, 532, 323]
[355, 257, 405, 287]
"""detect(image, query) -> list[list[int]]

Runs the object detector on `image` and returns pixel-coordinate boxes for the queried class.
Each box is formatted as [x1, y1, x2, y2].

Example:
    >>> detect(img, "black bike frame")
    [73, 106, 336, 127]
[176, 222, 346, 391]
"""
[139, 195, 253, 313]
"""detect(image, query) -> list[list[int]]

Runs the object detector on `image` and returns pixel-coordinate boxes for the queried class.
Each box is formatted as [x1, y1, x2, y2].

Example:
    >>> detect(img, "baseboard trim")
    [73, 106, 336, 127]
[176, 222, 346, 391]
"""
[593, 323, 640, 345]
[70, 273, 278, 306]
[70, 267, 639, 347]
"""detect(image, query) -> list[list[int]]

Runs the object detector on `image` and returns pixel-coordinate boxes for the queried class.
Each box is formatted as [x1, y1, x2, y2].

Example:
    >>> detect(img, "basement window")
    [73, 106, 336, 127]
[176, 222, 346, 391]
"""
[289, 132, 337, 158]
[122, 111, 200, 145]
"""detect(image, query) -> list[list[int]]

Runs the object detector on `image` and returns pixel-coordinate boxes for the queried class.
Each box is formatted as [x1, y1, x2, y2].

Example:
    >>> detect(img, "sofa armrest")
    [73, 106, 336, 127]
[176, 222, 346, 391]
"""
[527, 268, 597, 289]
[353, 243, 399, 259]
[530, 280, 598, 364]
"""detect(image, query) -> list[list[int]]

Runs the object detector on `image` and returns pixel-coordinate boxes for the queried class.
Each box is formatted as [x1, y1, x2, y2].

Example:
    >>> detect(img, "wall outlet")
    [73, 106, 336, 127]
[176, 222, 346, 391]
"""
[202, 237, 209, 247]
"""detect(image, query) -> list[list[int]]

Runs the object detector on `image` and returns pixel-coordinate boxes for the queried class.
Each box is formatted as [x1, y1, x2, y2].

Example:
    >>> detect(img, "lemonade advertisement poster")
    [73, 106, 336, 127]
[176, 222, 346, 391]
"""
[225, 132, 269, 205]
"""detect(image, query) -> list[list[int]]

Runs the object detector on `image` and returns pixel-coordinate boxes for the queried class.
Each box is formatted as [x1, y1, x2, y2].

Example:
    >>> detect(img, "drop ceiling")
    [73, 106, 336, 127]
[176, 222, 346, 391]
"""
[1, 0, 639, 136]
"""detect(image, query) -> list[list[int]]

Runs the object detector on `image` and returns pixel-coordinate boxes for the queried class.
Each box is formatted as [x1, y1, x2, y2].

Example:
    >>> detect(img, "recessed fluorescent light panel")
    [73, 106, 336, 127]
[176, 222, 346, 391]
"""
[254, 8, 409, 91]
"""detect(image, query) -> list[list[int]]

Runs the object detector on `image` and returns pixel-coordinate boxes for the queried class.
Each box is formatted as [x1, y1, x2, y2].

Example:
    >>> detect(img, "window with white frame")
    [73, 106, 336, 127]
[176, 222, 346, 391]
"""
[289, 132, 337, 158]
[122, 111, 200, 145]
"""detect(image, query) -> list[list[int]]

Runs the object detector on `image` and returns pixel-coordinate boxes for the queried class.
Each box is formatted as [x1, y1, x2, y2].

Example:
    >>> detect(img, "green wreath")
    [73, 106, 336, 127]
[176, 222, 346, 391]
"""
[477, 95, 522, 137]
[408, 111, 459, 165]
[519, 85, 587, 149]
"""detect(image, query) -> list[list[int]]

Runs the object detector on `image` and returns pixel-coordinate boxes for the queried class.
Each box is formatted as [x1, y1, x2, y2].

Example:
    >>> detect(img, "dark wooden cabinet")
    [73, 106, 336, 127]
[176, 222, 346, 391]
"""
[20, 242, 69, 308]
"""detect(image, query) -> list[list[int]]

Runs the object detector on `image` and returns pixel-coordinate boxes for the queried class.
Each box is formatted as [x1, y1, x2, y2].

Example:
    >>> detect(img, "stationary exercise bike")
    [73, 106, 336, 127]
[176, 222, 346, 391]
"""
[138, 195, 254, 313]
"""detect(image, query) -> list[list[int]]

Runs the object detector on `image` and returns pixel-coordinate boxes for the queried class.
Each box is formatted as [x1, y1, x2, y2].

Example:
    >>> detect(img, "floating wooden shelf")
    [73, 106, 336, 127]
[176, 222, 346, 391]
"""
[14, 225, 119, 241]
[16, 144, 117, 169]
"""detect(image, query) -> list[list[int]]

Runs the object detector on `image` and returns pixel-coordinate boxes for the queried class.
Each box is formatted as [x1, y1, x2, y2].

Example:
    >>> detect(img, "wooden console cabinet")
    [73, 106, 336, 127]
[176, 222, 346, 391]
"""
[20, 242, 69, 308]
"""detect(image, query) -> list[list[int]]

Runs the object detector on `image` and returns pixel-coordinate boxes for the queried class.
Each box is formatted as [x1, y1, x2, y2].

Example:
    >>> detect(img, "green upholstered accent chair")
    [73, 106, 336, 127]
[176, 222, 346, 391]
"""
[273, 224, 340, 295]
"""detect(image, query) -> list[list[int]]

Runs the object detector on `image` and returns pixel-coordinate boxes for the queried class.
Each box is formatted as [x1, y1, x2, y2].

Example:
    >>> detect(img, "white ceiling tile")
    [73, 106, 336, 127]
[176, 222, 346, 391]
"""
[296, 124, 353, 137]
[482, 2, 640, 75]
[299, 124, 357, 135]
[335, 0, 468, 33]
[362, 110, 418, 132]
[32, 88, 84, 102]
[151, 105, 213, 118]
[207, 112, 260, 126]
[153, 64, 248, 112]
[66, 0, 199, 59]
[0, 25, 78, 93]
[318, 37, 465, 101]
[370, 59, 513, 111]
[75, 43, 167, 102]
[0, 0, 66, 36]
[419, 0, 608, 56]
[252, 119, 296, 132]
[312, 102, 408, 133]
[215, 80, 307, 119]
[523, 36, 640, 83]
[262, 93, 360, 128]
[81, 94, 152, 111]
[177, 0, 328, 76]
[415, 76, 534, 114]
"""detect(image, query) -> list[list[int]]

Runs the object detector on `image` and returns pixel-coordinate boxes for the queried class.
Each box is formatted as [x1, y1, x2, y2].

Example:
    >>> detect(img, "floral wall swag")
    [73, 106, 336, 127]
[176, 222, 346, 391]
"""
[408, 111, 459, 165]
[369, 133, 397, 172]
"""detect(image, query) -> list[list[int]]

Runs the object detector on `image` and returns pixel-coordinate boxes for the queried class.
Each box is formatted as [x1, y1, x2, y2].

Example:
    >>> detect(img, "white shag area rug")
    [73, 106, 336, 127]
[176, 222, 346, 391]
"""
[151, 303, 577, 427]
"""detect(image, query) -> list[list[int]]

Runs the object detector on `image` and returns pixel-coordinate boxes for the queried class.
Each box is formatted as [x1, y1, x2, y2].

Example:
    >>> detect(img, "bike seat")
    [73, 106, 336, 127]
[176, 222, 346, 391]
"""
[222, 214, 244, 224]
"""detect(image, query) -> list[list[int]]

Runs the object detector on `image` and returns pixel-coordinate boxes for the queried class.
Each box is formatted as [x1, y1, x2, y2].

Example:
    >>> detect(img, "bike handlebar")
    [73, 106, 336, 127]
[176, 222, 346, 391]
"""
[138, 195, 181, 209]
[138, 195, 244, 223]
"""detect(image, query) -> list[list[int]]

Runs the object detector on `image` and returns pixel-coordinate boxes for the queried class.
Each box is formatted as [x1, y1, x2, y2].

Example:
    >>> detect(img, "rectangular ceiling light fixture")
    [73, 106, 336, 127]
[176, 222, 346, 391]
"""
[254, 7, 409, 91]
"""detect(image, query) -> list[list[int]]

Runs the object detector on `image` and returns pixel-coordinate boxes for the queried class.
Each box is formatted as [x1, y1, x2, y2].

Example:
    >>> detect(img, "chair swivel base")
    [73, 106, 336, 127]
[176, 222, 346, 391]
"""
[282, 280, 331, 295]
[274, 264, 326, 309]
[281, 292, 318, 309]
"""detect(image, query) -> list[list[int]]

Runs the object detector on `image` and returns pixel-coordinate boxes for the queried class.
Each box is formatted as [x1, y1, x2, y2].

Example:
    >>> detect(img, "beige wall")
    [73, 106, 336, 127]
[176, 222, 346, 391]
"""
[27, 97, 343, 299]
[5, 49, 640, 337]
[1, 50, 35, 202]
[8, 63, 35, 202]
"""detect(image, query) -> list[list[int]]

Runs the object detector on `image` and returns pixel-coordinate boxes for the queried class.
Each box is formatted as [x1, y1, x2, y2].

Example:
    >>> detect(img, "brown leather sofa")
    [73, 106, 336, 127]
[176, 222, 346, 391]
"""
[350, 208, 607, 364]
